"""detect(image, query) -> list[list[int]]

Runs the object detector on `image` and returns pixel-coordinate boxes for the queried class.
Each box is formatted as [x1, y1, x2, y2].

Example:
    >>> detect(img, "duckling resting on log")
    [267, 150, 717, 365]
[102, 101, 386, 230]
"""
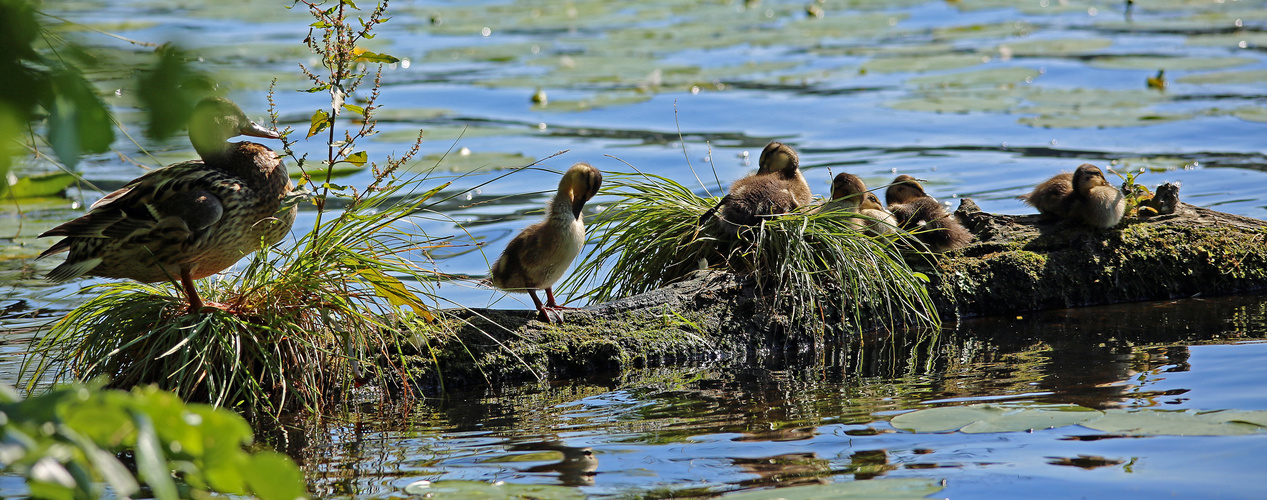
[700, 142, 812, 238]
[822, 172, 898, 236]
[1019, 163, 1125, 228]
[490, 162, 602, 323]
[38, 97, 294, 312]
[885, 175, 972, 253]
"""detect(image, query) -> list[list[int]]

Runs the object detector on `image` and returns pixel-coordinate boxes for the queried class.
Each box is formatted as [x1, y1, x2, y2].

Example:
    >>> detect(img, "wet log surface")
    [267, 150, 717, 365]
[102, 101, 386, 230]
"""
[404, 202, 1267, 394]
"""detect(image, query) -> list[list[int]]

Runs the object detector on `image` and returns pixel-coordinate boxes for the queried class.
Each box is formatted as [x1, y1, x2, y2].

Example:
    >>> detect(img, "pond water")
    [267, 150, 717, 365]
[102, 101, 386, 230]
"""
[5, 0, 1267, 497]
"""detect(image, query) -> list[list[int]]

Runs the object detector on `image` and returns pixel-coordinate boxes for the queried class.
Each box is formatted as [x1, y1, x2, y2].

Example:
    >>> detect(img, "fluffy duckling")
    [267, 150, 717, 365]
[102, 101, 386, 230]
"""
[1019, 164, 1125, 228]
[823, 173, 898, 236]
[39, 97, 294, 312]
[700, 142, 812, 236]
[490, 162, 602, 323]
[884, 175, 971, 252]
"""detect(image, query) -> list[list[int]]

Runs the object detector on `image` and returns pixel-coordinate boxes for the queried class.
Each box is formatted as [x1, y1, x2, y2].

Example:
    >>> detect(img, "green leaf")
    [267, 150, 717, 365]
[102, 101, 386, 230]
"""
[353, 50, 400, 64]
[344, 151, 368, 167]
[242, 451, 307, 500]
[300, 85, 329, 93]
[130, 410, 178, 500]
[343, 0, 359, 10]
[355, 263, 435, 321]
[306, 109, 331, 139]
[1084, 409, 1267, 436]
[45, 69, 114, 169]
[342, 103, 365, 117]
[1, 172, 76, 199]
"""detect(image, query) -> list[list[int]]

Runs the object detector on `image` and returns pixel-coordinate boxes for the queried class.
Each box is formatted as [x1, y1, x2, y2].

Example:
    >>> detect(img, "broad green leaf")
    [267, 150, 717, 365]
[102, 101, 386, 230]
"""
[242, 451, 307, 500]
[413, 151, 534, 174]
[1, 172, 77, 199]
[344, 151, 368, 167]
[1088, 56, 1255, 71]
[721, 478, 945, 499]
[353, 48, 400, 64]
[306, 109, 331, 139]
[45, 69, 114, 169]
[959, 405, 1101, 434]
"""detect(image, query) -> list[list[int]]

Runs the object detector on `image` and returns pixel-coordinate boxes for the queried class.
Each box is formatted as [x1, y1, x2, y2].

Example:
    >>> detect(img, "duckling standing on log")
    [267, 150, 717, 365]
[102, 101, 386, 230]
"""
[39, 97, 294, 312]
[885, 175, 972, 252]
[490, 162, 602, 323]
[824, 173, 898, 236]
[699, 142, 812, 237]
[1019, 163, 1125, 228]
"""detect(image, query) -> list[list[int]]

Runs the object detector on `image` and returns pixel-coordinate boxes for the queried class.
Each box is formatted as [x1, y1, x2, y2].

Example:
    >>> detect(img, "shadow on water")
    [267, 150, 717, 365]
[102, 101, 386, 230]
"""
[262, 294, 1267, 498]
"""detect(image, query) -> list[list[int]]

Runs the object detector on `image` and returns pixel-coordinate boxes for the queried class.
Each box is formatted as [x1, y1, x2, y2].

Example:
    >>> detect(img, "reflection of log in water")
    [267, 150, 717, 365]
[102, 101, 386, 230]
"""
[403, 203, 1267, 394]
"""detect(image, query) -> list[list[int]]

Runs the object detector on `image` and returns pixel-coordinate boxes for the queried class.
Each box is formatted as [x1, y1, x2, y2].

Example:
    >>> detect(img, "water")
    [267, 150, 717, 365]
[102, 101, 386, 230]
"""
[7, 0, 1267, 497]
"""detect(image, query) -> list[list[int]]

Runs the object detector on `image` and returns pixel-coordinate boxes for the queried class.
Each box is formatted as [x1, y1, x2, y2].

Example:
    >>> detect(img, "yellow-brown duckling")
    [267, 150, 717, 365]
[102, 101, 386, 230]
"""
[38, 97, 293, 312]
[1019, 163, 1125, 228]
[700, 142, 812, 237]
[884, 175, 972, 252]
[823, 173, 898, 236]
[490, 162, 602, 323]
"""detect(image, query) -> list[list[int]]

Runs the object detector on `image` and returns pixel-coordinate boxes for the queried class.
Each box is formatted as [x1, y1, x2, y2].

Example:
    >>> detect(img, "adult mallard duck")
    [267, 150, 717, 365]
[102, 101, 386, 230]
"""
[39, 97, 295, 311]
[700, 141, 812, 237]
[490, 162, 602, 323]
[885, 175, 971, 252]
[1019, 163, 1125, 228]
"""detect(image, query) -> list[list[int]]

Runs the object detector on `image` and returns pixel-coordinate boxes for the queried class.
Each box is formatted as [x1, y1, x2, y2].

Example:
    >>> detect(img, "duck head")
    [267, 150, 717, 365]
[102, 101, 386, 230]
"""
[756, 142, 799, 176]
[189, 97, 280, 160]
[885, 174, 927, 205]
[830, 172, 868, 208]
[1072, 163, 1111, 197]
[862, 192, 885, 211]
[560, 162, 602, 219]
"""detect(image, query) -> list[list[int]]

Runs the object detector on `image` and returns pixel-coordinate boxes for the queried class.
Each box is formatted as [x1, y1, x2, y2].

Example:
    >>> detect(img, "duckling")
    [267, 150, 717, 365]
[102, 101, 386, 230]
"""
[884, 175, 971, 252]
[39, 97, 294, 312]
[490, 162, 602, 323]
[700, 142, 812, 237]
[1019, 163, 1125, 228]
[823, 173, 898, 236]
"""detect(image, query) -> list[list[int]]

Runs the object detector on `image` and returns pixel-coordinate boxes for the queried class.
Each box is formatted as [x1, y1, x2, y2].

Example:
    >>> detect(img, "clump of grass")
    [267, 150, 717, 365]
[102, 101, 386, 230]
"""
[566, 172, 939, 333]
[24, 179, 445, 415]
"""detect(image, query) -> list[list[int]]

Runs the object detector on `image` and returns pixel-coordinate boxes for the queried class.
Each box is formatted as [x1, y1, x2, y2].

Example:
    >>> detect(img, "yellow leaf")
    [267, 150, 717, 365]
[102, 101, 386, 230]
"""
[307, 109, 331, 139]
[356, 265, 435, 322]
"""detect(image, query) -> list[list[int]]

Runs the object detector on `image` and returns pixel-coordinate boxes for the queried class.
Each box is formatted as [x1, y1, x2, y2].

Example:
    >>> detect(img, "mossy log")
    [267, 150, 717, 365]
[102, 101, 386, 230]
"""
[404, 202, 1267, 393]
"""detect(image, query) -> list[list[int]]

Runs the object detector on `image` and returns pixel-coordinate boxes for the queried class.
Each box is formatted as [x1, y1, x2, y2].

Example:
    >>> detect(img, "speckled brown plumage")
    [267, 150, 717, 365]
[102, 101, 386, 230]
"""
[701, 142, 812, 237]
[39, 97, 294, 310]
[884, 175, 971, 253]
[1019, 164, 1125, 228]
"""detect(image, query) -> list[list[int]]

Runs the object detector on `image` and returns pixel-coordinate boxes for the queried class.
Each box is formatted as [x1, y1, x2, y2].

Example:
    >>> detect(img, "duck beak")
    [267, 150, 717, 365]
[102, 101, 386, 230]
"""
[240, 121, 281, 140]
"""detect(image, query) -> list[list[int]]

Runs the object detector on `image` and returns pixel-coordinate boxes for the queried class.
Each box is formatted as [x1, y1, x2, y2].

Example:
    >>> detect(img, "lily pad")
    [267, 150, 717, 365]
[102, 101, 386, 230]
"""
[1176, 70, 1267, 85]
[721, 478, 944, 499]
[535, 92, 652, 112]
[413, 151, 534, 174]
[1088, 56, 1255, 71]
[400, 479, 586, 499]
[888, 92, 1020, 114]
[906, 67, 1041, 88]
[1018, 109, 1193, 129]
[861, 53, 988, 74]
[999, 38, 1112, 57]
[1231, 107, 1267, 123]
[1084, 409, 1267, 436]
[370, 126, 517, 143]
[891, 404, 1101, 433]
[1185, 32, 1267, 49]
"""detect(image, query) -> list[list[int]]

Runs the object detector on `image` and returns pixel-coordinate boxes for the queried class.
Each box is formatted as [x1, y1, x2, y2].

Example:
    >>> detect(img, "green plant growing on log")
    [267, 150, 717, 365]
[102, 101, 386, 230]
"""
[565, 172, 940, 333]
[25, 0, 447, 415]
[1112, 166, 1154, 218]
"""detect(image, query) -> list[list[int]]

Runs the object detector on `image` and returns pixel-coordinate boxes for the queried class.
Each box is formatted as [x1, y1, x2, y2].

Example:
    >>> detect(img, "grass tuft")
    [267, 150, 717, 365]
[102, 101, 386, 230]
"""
[24, 178, 446, 416]
[566, 172, 940, 333]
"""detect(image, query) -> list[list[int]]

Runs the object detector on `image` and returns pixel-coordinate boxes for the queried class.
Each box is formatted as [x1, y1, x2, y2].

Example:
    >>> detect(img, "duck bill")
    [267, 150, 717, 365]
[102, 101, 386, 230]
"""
[572, 200, 585, 220]
[240, 121, 281, 140]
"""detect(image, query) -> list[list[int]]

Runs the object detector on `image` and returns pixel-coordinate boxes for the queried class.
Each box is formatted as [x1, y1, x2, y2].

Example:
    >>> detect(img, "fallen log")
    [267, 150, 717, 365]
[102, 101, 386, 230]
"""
[403, 202, 1267, 393]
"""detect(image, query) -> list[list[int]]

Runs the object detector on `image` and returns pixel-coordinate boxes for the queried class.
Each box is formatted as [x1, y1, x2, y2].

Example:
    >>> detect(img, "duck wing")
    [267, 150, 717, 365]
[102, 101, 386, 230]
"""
[38, 162, 228, 256]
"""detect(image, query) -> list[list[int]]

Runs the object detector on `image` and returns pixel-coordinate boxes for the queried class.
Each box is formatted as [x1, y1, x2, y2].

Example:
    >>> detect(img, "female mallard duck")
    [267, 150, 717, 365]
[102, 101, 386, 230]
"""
[1019, 163, 1125, 228]
[39, 97, 295, 311]
[885, 175, 971, 252]
[823, 173, 898, 236]
[490, 162, 602, 323]
[700, 142, 812, 237]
